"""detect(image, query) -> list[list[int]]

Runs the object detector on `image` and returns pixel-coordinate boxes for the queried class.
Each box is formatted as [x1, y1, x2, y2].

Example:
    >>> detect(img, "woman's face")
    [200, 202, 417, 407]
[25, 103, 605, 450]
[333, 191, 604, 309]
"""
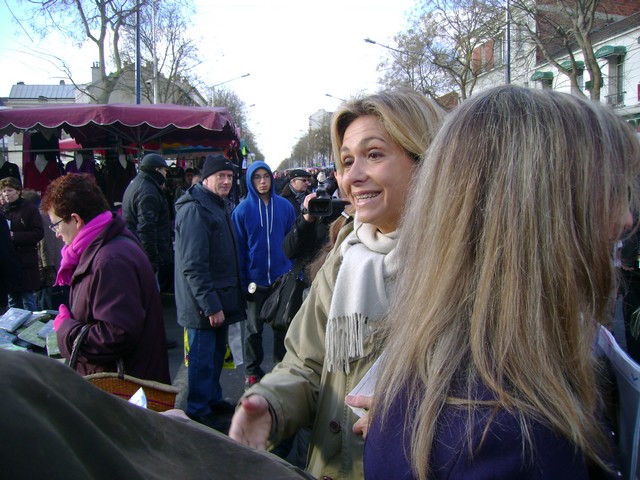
[1, 187, 20, 204]
[48, 212, 79, 246]
[340, 115, 415, 233]
[611, 207, 634, 241]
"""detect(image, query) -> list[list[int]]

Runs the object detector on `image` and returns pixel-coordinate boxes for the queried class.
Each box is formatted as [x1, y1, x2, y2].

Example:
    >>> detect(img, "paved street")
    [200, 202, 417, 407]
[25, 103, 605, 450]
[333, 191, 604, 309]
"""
[161, 293, 275, 411]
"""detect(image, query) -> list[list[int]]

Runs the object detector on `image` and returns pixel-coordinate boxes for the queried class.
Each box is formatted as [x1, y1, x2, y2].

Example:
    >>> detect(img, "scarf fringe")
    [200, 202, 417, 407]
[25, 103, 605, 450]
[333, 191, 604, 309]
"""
[326, 313, 369, 374]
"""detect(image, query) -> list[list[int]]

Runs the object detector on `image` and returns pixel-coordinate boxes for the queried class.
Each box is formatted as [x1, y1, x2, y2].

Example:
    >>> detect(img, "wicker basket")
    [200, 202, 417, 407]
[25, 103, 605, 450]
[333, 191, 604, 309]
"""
[84, 372, 179, 412]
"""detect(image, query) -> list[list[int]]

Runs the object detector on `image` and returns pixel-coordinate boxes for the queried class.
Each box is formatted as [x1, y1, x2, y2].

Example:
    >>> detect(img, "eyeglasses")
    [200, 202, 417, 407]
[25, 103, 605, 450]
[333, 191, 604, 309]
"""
[294, 178, 311, 183]
[49, 218, 64, 233]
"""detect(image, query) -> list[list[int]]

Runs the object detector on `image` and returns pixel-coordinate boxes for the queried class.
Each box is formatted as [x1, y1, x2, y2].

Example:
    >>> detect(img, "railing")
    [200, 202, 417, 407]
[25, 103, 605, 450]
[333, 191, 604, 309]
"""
[605, 92, 625, 108]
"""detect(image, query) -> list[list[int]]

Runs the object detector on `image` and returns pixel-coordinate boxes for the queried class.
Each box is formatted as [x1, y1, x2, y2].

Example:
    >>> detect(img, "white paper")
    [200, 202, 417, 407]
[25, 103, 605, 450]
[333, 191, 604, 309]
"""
[128, 387, 148, 409]
[347, 354, 383, 417]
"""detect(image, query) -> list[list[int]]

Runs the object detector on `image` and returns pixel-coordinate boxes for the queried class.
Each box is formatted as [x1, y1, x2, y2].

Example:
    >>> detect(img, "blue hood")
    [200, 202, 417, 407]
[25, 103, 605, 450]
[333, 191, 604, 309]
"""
[245, 161, 275, 202]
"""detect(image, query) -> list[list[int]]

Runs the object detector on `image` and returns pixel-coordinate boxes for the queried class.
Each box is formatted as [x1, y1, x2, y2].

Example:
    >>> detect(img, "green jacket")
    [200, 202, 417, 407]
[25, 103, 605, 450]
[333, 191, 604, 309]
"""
[248, 221, 380, 480]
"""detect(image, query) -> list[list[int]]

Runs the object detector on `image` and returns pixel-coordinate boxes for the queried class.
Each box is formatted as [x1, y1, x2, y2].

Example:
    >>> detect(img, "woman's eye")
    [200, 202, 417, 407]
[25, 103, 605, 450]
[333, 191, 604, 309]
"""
[342, 158, 354, 169]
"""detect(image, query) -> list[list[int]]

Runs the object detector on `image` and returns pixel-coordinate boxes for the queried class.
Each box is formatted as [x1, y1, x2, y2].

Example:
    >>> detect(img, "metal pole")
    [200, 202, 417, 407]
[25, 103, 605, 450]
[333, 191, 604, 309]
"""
[135, 0, 141, 104]
[152, 0, 158, 104]
[505, 0, 511, 84]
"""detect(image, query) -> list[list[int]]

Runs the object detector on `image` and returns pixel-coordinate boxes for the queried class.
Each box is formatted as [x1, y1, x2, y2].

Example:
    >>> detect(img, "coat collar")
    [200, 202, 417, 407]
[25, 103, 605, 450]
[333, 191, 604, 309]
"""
[72, 214, 133, 281]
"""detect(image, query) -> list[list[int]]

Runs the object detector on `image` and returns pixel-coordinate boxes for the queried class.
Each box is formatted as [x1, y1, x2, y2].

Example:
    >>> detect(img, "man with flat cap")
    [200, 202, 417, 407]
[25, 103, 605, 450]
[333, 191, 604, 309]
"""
[122, 153, 173, 276]
[280, 169, 312, 215]
[174, 154, 246, 431]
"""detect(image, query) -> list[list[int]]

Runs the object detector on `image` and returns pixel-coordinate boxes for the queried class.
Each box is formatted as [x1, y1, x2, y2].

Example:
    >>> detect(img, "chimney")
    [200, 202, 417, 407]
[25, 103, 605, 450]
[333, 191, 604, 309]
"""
[91, 62, 100, 83]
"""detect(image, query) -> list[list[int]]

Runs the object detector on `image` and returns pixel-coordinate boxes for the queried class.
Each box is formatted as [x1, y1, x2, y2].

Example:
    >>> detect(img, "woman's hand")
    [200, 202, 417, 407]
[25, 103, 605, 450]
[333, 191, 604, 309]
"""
[345, 394, 372, 439]
[229, 394, 272, 450]
[53, 304, 71, 331]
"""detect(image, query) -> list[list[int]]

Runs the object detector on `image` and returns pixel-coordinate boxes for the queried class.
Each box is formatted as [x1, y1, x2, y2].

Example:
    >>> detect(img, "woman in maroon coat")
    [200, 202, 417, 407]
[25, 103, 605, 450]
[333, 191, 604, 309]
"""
[41, 173, 170, 383]
[0, 176, 43, 311]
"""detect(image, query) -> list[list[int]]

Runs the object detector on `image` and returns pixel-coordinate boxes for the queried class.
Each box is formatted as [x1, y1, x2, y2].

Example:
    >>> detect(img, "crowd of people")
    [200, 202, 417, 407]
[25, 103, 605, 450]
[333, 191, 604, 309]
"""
[1, 85, 639, 480]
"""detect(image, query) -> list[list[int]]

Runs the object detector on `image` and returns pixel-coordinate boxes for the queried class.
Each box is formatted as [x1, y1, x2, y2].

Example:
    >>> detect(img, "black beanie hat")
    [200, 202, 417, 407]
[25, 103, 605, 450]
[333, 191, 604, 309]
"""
[202, 154, 234, 180]
[140, 153, 168, 169]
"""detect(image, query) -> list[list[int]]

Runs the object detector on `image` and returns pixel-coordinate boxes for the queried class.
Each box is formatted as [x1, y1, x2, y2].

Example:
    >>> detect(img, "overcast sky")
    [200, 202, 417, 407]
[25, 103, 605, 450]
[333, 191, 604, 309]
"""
[0, 0, 415, 169]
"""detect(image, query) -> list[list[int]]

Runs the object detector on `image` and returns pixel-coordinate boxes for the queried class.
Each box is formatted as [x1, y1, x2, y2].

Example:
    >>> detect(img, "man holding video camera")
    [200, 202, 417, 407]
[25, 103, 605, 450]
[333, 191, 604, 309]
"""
[280, 169, 312, 213]
[283, 169, 348, 263]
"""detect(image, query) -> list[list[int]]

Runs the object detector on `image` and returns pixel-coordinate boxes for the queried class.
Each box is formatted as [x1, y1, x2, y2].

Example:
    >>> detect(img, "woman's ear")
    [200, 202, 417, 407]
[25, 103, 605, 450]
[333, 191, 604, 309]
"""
[69, 213, 85, 231]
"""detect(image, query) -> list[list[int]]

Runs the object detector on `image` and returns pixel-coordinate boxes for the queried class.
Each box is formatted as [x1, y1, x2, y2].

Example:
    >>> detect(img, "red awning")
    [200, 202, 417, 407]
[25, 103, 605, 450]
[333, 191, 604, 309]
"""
[0, 103, 240, 150]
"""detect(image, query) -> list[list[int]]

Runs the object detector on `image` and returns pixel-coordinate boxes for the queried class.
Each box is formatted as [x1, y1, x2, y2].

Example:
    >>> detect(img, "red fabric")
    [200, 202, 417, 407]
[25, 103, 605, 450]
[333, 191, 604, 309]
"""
[23, 159, 61, 195]
[0, 103, 240, 149]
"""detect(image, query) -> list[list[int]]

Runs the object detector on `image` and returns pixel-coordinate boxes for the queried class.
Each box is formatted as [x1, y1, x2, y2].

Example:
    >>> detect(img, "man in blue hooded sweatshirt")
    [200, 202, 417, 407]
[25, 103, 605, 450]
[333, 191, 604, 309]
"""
[232, 161, 296, 388]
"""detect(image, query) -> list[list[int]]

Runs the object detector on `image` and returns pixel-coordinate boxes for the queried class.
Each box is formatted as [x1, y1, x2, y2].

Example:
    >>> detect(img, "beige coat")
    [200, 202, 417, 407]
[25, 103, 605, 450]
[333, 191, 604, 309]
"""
[247, 222, 380, 480]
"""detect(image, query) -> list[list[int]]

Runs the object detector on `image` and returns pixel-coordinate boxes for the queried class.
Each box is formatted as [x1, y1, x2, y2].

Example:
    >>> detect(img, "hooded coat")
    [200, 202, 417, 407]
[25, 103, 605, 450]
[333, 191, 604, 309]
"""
[174, 183, 246, 328]
[232, 162, 295, 289]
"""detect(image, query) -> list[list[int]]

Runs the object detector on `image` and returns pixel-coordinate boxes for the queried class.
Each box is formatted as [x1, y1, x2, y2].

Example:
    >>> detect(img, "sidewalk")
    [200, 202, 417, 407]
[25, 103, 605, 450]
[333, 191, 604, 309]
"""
[161, 293, 275, 411]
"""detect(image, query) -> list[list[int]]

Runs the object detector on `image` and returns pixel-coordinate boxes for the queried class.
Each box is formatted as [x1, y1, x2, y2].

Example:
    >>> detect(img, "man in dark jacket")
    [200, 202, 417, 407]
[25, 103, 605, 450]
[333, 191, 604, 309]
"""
[122, 153, 173, 276]
[280, 169, 312, 215]
[174, 154, 246, 431]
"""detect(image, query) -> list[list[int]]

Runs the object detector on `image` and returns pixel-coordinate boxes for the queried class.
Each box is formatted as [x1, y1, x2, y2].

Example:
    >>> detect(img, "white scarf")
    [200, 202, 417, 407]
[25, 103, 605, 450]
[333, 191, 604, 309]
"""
[326, 217, 399, 374]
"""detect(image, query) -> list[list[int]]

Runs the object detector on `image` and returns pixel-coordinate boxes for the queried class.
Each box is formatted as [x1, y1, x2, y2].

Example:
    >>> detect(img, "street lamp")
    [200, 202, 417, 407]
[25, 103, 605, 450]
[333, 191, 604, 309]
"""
[212, 73, 251, 89]
[325, 93, 346, 102]
[364, 38, 406, 55]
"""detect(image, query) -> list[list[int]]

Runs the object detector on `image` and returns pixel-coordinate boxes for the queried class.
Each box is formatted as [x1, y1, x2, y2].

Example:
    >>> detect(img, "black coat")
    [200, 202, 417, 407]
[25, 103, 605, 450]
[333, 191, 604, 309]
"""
[0, 211, 22, 302]
[122, 171, 172, 269]
[174, 184, 246, 328]
[2, 197, 43, 292]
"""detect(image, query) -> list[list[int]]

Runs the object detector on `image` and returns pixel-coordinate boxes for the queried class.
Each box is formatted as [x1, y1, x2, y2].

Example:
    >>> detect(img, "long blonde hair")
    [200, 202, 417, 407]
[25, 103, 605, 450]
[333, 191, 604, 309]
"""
[374, 86, 640, 479]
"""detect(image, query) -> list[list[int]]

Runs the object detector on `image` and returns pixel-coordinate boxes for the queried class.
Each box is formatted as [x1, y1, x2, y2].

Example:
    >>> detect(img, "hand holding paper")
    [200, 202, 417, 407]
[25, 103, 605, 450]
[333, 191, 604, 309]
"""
[345, 394, 372, 438]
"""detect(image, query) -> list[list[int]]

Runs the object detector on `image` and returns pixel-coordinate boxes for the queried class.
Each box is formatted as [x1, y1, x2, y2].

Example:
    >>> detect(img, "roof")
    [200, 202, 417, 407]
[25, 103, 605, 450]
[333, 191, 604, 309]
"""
[9, 83, 76, 100]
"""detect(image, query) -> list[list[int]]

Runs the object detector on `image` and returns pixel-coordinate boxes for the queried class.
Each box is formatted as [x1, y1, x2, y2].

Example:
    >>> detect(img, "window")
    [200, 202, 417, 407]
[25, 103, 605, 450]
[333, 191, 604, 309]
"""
[595, 45, 626, 108]
[607, 55, 624, 107]
[493, 35, 503, 67]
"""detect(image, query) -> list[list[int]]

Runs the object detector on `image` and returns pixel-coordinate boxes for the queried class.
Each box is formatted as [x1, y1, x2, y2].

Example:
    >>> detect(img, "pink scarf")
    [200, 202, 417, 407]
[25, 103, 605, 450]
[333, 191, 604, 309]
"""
[55, 211, 113, 286]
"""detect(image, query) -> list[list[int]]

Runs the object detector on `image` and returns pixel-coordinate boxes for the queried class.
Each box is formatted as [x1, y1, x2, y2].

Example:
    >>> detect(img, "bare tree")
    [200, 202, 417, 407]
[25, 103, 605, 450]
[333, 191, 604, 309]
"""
[120, 0, 202, 105]
[508, 0, 621, 100]
[23, 0, 202, 105]
[25, 0, 142, 104]
[288, 114, 331, 168]
[205, 87, 264, 161]
[377, 0, 504, 105]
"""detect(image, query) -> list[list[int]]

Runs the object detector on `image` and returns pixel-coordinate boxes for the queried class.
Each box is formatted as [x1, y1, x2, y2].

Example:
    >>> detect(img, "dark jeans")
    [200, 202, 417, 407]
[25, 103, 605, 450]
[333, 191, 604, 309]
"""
[186, 326, 228, 417]
[245, 291, 286, 377]
[8, 291, 36, 311]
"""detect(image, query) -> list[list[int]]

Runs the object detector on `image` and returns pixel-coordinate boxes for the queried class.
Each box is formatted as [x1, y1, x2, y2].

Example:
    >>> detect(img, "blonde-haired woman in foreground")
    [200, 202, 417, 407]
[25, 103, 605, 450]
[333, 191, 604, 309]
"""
[364, 85, 639, 479]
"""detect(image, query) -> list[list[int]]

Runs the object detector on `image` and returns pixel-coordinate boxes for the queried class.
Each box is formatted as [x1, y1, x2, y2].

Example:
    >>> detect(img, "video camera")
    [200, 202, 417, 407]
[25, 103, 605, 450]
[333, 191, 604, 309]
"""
[307, 183, 349, 217]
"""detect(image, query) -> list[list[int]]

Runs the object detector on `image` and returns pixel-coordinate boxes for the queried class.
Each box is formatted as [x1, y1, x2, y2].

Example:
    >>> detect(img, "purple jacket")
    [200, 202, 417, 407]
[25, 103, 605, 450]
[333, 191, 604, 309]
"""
[364, 387, 618, 479]
[57, 215, 170, 383]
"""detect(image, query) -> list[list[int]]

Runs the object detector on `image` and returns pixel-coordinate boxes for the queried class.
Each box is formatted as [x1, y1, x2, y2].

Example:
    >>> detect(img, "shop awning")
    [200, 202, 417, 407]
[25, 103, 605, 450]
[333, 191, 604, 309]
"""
[0, 103, 240, 151]
[595, 45, 626, 59]
[531, 71, 554, 81]
[560, 60, 585, 71]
